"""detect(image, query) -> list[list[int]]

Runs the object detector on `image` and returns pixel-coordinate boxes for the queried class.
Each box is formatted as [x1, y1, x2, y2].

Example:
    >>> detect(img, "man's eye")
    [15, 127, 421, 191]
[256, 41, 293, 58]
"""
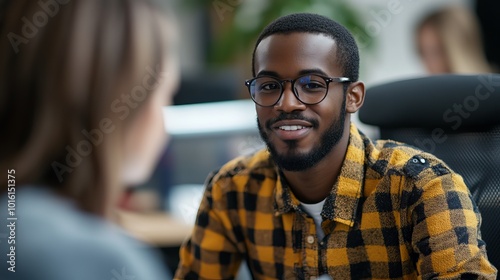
[303, 83, 324, 89]
[298, 76, 326, 90]
[260, 83, 280, 91]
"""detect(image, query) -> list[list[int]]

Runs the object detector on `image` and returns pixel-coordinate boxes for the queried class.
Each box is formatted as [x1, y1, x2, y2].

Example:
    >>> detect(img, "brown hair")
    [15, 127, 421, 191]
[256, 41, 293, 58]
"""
[0, 0, 174, 216]
[416, 5, 492, 73]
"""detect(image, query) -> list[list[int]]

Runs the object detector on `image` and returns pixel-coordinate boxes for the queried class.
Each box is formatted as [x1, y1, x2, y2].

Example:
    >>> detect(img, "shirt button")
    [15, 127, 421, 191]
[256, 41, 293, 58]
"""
[307, 235, 315, 244]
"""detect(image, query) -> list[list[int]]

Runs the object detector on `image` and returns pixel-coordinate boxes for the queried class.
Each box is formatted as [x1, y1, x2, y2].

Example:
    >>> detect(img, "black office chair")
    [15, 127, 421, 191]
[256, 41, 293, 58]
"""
[359, 74, 500, 269]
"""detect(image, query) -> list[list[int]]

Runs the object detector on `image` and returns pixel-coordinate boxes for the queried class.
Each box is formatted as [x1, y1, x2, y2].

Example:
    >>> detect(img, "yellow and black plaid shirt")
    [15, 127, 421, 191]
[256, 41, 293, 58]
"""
[175, 124, 497, 279]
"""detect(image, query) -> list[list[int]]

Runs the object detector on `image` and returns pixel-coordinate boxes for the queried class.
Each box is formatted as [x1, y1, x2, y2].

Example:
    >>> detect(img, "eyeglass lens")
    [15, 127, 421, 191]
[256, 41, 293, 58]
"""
[249, 74, 328, 106]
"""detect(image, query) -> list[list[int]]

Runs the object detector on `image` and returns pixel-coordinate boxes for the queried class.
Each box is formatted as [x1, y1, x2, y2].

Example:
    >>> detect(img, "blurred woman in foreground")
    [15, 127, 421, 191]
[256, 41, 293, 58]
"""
[0, 0, 179, 279]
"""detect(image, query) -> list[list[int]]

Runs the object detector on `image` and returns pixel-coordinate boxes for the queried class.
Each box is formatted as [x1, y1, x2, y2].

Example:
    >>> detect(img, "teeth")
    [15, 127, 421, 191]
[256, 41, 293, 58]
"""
[279, 125, 305, 131]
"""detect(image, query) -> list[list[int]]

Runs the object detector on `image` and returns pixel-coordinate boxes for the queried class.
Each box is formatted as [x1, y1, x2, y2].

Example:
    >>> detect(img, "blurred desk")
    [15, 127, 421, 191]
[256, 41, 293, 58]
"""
[164, 99, 257, 137]
[118, 210, 192, 247]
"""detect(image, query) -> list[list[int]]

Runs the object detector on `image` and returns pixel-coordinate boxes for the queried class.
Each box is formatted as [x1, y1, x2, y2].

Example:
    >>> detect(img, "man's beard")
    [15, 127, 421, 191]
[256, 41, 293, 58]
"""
[258, 94, 347, 172]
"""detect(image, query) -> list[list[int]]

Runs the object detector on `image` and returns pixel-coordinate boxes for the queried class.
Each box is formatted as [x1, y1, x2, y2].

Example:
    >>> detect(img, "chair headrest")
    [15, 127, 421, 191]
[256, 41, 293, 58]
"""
[359, 74, 500, 129]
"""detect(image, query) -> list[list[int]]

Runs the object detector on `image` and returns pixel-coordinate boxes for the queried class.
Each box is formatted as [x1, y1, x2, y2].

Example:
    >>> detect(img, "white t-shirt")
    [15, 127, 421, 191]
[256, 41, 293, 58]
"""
[300, 198, 326, 241]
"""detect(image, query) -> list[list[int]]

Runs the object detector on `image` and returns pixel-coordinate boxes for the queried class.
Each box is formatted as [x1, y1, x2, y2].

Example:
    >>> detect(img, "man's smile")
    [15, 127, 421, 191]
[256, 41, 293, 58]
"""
[270, 119, 314, 141]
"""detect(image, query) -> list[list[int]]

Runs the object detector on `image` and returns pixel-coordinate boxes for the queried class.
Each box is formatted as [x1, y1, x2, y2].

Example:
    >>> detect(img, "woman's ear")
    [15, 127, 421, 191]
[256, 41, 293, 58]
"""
[346, 81, 366, 113]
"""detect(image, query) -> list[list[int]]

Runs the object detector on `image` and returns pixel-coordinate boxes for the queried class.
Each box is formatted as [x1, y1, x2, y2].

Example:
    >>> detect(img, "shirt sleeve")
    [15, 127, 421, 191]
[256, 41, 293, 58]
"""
[175, 173, 244, 279]
[408, 161, 497, 279]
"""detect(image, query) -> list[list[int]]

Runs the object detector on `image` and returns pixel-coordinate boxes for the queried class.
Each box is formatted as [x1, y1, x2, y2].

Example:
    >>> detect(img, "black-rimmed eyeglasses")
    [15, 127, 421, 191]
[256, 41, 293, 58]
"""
[245, 74, 350, 107]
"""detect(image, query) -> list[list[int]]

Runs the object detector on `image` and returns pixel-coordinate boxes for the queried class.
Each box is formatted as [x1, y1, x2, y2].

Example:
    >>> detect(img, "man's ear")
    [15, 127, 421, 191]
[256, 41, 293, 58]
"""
[346, 81, 365, 113]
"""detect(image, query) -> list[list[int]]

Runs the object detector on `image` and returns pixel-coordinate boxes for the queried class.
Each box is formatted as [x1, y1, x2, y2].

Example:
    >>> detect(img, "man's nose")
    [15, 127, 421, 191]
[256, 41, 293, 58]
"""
[274, 83, 306, 112]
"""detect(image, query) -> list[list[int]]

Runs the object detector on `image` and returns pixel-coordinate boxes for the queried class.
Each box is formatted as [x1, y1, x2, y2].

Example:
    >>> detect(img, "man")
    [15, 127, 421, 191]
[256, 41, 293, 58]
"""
[175, 13, 497, 279]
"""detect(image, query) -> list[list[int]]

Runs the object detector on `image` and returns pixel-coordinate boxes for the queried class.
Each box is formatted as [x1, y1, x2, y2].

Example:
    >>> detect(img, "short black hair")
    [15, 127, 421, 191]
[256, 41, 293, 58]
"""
[252, 13, 359, 82]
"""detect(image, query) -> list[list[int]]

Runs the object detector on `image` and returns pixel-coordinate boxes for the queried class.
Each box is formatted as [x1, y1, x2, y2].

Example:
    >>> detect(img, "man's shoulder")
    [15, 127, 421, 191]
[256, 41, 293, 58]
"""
[369, 138, 455, 181]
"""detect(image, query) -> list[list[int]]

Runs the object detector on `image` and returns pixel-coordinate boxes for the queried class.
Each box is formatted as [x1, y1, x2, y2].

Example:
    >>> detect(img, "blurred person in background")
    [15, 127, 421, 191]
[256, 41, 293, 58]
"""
[0, 0, 179, 279]
[415, 5, 493, 74]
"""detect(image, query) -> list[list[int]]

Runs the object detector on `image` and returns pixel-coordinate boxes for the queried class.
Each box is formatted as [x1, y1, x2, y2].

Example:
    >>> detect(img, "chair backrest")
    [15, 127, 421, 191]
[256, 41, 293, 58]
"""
[359, 74, 500, 269]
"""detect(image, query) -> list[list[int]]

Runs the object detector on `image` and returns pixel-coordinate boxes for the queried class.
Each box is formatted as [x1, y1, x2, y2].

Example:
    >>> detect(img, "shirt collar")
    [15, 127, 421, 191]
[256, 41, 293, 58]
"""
[274, 123, 366, 227]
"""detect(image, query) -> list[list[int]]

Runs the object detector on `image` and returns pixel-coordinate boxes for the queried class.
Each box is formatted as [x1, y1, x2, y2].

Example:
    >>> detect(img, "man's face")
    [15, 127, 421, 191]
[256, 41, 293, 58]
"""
[253, 32, 348, 171]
